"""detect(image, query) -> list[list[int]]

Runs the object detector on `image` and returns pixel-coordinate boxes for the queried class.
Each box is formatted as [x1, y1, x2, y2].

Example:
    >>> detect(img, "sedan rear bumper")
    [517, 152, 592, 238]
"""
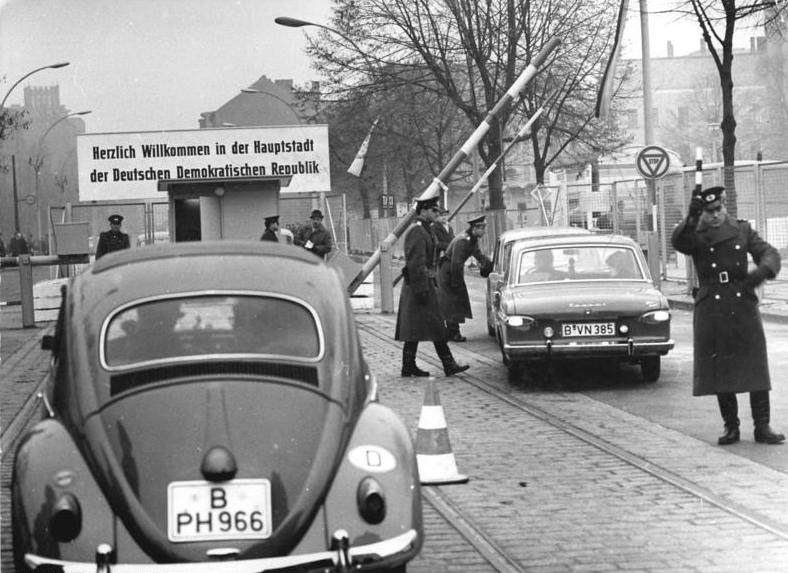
[503, 339, 674, 360]
[26, 529, 419, 573]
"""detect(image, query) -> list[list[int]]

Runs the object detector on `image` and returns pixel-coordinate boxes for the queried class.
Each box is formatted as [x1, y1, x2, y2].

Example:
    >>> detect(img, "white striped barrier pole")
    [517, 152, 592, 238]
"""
[694, 146, 703, 195]
[391, 108, 546, 287]
[347, 37, 561, 294]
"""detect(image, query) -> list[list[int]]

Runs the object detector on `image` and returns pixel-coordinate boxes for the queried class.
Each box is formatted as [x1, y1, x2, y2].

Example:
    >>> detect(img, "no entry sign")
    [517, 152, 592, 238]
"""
[635, 145, 671, 180]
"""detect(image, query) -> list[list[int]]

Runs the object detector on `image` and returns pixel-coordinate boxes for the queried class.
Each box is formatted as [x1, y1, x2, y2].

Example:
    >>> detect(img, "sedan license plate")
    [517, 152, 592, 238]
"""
[561, 322, 615, 337]
[168, 479, 272, 542]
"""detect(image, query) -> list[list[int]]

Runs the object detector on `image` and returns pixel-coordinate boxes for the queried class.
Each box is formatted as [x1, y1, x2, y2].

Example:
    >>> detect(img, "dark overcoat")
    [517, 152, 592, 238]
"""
[95, 230, 130, 259]
[431, 221, 455, 260]
[260, 229, 279, 242]
[671, 215, 780, 396]
[437, 232, 492, 323]
[395, 218, 447, 341]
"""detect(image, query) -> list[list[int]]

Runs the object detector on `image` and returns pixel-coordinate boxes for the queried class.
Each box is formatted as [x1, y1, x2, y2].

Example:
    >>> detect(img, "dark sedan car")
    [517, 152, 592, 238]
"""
[13, 241, 422, 572]
[487, 229, 674, 382]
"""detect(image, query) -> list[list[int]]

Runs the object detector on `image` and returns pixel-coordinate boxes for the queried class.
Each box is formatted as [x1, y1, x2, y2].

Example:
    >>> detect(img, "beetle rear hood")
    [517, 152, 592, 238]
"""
[510, 281, 664, 316]
[82, 378, 349, 562]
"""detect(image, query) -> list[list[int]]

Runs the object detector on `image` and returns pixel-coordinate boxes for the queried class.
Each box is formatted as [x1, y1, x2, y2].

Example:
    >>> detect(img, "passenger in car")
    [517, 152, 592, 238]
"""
[521, 249, 568, 282]
[606, 250, 638, 278]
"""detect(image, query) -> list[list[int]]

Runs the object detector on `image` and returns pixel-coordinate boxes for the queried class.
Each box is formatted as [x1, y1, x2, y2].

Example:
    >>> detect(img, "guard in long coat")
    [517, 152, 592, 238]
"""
[395, 196, 469, 377]
[437, 215, 493, 341]
[671, 186, 784, 445]
[96, 214, 130, 259]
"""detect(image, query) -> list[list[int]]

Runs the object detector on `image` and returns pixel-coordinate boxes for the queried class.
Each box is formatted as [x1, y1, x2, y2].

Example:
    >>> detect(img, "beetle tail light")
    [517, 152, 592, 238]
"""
[50, 493, 82, 542]
[356, 477, 386, 524]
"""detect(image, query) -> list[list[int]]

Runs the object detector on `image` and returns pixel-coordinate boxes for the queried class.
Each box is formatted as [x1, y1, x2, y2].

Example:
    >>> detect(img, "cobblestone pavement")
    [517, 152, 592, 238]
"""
[4, 274, 788, 571]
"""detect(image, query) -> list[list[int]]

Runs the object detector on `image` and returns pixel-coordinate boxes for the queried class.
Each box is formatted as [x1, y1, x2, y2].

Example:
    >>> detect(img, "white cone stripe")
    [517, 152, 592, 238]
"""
[417, 453, 463, 481]
[418, 405, 447, 430]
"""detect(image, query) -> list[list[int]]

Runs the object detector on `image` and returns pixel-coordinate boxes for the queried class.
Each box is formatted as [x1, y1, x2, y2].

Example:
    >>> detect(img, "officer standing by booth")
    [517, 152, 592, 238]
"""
[260, 215, 280, 242]
[671, 186, 784, 445]
[96, 214, 130, 259]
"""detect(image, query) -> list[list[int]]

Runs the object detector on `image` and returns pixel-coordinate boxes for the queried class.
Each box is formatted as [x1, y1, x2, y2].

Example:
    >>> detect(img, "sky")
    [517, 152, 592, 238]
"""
[0, 1, 755, 136]
[0, 0, 332, 134]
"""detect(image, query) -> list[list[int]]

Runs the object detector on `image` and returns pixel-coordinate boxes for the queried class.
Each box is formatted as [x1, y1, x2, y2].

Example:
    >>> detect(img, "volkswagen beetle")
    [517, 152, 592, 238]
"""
[13, 241, 422, 572]
[487, 231, 674, 382]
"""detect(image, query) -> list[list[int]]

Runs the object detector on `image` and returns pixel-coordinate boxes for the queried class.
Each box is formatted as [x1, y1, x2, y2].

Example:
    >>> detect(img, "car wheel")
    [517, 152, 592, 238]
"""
[641, 356, 661, 382]
[507, 361, 524, 384]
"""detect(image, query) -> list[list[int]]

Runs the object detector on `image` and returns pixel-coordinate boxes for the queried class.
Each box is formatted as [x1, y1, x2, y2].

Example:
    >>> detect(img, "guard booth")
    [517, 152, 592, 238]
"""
[157, 176, 291, 241]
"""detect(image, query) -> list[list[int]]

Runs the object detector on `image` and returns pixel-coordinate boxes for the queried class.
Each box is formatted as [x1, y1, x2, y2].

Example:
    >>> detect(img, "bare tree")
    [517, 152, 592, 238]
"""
[673, 0, 787, 216]
[305, 0, 630, 210]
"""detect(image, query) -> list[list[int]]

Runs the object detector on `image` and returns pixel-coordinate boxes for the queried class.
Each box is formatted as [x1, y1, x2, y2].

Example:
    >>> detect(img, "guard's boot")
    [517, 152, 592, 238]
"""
[401, 348, 430, 377]
[435, 341, 469, 377]
[717, 393, 740, 445]
[751, 391, 785, 444]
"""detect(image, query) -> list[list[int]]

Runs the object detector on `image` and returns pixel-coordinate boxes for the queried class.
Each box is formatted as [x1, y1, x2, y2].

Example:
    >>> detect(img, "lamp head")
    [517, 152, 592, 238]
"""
[49, 62, 70, 69]
[275, 16, 314, 28]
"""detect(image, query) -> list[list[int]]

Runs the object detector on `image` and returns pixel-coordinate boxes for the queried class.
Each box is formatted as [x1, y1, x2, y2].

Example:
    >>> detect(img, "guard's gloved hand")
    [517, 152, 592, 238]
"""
[743, 266, 773, 289]
[688, 195, 705, 220]
[414, 291, 429, 306]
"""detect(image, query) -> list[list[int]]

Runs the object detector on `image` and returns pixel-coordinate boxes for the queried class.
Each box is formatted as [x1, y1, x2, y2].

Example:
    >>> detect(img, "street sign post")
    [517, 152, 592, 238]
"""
[635, 145, 670, 290]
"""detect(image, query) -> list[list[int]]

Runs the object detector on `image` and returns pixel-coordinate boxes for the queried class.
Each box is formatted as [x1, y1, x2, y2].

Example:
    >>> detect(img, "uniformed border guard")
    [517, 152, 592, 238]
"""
[395, 196, 470, 377]
[437, 214, 493, 342]
[260, 215, 280, 242]
[96, 214, 130, 259]
[671, 186, 784, 445]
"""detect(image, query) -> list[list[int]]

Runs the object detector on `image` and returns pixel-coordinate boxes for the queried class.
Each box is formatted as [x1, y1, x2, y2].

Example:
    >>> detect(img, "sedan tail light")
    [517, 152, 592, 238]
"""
[50, 493, 82, 542]
[356, 477, 386, 524]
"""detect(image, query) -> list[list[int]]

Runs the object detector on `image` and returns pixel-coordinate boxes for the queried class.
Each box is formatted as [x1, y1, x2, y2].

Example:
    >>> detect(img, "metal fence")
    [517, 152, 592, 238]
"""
[347, 161, 788, 299]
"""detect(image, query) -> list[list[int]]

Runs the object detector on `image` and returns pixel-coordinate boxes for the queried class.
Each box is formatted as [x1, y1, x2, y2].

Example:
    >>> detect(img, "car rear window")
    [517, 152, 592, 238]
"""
[516, 246, 644, 284]
[103, 295, 320, 368]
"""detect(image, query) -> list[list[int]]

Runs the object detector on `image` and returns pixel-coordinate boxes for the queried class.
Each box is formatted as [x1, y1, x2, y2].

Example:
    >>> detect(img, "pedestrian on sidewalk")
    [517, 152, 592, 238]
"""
[671, 186, 784, 445]
[395, 196, 469, 377]
[437, 214, 493, 342]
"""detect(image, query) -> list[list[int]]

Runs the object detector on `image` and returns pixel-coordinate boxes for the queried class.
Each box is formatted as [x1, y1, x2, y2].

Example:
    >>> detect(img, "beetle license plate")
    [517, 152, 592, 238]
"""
[168, 479, 272, 542]
[561, 322, 615, 337]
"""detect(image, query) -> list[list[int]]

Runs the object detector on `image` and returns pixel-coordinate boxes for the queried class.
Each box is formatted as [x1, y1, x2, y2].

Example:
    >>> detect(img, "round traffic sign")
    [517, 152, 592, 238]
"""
[635, 145, 671, 180]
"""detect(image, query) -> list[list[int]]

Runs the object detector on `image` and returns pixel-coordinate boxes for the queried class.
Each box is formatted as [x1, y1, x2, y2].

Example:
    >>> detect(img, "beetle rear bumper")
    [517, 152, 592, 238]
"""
[25, 529, 420, 573]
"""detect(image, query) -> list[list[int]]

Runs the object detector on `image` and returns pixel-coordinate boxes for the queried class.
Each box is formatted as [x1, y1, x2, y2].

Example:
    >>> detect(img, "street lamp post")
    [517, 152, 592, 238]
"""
[0, 62, 70, 109]
[29, 110, 91, 249]
[2, 62, 70, 234]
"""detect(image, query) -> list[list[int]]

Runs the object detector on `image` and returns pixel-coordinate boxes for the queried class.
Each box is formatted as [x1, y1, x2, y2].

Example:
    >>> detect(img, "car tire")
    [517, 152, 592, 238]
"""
[507, 361, 524, 384]
[641, 356, 661, 382]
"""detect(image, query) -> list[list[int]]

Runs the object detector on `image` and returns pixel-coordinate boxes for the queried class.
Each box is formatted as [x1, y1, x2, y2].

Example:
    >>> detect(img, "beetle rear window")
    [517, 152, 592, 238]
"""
[103, 295, 320, 367]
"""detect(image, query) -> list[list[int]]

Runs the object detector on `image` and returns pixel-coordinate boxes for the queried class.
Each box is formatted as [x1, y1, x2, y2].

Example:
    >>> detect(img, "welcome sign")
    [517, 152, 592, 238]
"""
[77, 125, 331, 201]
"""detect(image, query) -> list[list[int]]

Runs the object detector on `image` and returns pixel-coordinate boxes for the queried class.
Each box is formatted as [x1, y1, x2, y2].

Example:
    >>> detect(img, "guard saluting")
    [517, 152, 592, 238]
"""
[671, 186, 784, 445]
[95, 214, 130, 259]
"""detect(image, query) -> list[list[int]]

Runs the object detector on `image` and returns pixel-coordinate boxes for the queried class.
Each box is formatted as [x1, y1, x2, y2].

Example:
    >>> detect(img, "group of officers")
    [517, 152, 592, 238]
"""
[395, 196, 492, 378]
[92, 185, 784, 446]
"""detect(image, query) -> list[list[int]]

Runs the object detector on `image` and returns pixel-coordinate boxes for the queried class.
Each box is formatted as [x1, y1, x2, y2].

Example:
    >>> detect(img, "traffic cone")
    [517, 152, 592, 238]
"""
[415, 378, 469, 485]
